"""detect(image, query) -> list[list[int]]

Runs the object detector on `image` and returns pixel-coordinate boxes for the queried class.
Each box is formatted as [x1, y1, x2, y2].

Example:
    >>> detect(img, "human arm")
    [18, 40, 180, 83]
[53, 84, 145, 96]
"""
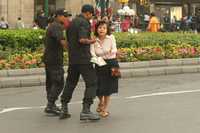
[79, 38, 96, 45]
[51, 24, 68, 49]
[110, 35, 117, 55]
[78, 21, 96, 45]
[60, 40, 68, 50]
[90, 43, 97, 57]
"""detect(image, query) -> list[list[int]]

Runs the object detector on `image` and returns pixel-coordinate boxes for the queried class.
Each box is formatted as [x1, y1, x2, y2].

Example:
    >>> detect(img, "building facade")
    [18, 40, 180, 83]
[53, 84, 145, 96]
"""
[128, 0, 200, 22]
[149, 0, 200, 21]
[0, 0, 95, 28]
[34, 0, 96, 16]
[0, 0, 34, 28]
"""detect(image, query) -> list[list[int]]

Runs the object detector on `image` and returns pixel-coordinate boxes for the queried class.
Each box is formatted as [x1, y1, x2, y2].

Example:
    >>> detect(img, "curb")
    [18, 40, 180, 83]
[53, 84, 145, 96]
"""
[1, 58, 200, 77]
[0, 58, 200, 88]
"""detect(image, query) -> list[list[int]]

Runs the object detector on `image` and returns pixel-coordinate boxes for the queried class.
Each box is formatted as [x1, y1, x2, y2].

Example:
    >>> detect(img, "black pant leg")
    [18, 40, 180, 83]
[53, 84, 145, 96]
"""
[48, 66, 64, 104]
[45, 67, 52, 102]
[61, 65, 80, 104]
[79, 64, 97, 105]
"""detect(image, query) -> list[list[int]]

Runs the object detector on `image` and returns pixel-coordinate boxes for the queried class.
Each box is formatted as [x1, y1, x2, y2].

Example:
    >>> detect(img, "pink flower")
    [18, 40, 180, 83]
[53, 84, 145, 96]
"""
[191, 48, 196, 55]
[178, 48, 188, 54]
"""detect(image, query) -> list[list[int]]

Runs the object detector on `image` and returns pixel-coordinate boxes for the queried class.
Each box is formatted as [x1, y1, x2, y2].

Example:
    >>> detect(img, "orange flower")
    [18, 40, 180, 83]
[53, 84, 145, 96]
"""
[0, 60, 6, 64]
[31, 59, 37, 64]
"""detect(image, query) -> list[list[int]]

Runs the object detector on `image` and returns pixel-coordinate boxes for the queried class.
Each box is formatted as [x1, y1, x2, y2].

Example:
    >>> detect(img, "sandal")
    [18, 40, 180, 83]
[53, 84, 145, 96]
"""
[100, 111, 110, 118]
[96, 103, 104, 113]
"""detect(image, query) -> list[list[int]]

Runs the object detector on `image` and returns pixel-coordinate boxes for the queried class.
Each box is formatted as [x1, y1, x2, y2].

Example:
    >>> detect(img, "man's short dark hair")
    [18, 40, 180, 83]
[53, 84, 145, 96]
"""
[55, 9, 69, 17]
[81, 4, 94, 14]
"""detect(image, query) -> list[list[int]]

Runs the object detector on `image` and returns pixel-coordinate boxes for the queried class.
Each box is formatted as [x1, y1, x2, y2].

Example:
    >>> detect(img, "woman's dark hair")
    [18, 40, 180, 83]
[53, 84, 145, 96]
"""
[94, 20, 111, 37]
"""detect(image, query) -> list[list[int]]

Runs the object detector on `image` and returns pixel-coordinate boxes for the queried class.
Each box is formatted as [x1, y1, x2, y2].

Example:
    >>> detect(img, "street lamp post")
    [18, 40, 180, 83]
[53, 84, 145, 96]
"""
[44, 0, 48, 17]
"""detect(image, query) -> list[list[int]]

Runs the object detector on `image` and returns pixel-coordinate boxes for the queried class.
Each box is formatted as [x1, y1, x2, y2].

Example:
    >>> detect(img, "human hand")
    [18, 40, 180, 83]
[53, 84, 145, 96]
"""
[90, 37, 96, 44]
[116, 51, 126, 58]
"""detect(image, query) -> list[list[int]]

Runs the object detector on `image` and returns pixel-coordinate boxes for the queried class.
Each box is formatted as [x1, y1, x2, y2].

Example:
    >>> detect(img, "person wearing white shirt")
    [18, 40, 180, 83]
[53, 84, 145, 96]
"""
[144, 13, 150, 30]
[0, 17, 9, 29]
[16, 17, 25, 29]
[90, 20, 119, 117]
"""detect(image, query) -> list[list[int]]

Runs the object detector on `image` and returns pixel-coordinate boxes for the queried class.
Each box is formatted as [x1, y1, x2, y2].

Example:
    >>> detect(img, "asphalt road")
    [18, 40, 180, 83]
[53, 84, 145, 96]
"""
[1, 73, 200, 133]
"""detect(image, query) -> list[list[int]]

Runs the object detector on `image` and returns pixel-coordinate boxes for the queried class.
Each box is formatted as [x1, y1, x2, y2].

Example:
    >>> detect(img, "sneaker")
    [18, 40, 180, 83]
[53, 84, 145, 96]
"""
[44, 104, 61, 115]
[80, 111, 100, 121]
[59, 104, 71, 119]
[59, 110, 71, 119]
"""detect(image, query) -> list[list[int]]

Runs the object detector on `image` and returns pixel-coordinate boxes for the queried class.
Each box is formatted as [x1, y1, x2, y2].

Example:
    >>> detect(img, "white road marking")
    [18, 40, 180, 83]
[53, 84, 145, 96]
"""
[1, 89, 200, 114]
[0, 102, 82, 114]
[125, 89, 200, 99]
[0, 106, 44, 114]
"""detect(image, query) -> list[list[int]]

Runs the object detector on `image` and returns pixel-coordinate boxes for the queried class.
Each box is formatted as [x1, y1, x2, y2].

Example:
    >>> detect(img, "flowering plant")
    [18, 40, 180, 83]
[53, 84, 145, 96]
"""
[165, 44, 200, 59]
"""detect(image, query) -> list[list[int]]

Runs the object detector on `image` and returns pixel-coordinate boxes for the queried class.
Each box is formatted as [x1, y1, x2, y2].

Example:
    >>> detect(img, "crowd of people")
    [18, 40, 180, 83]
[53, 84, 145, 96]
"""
[90, 12, 200, 33]
[160, 14, 200, 32]
[109, 13, 200, 33]
[1, 8, 200, 34]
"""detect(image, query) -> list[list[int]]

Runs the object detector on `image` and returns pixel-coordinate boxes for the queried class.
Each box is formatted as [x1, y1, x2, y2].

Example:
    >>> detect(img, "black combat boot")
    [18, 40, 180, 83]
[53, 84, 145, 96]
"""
[44, 102, 61, 115]
[80, 103, 100, 121]
[59, 103, 71, 119]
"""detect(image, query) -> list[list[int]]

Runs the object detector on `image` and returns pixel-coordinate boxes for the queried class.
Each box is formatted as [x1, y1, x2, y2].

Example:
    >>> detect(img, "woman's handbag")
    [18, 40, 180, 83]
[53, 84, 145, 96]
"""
[106, 59, 121, 78]
[111, 67, 121, 78]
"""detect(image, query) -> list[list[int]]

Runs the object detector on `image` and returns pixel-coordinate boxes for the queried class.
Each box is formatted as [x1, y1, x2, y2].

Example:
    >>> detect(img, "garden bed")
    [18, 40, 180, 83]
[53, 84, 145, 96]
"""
[0, 30, 200, 70]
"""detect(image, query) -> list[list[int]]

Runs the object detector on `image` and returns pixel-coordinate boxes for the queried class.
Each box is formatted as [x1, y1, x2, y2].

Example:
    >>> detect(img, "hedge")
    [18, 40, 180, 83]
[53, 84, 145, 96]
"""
[1, 30, 200, 50]
[0, 29, 45, 51]
[114, 32, 200, 48]
[1, 30, 200, 69]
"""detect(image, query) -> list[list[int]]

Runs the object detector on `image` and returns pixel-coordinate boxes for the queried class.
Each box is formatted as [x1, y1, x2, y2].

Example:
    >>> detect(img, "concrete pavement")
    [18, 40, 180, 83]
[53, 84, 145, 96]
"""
[1, 73, 200, 133]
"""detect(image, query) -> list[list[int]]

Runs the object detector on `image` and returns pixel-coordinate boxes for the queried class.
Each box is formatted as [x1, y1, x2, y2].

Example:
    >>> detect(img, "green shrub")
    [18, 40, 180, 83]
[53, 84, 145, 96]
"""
[1, 30, 200, 51]
[1, 31, 200, 69]
[0, 29, 45, 51]
[114, 32, 200, 48]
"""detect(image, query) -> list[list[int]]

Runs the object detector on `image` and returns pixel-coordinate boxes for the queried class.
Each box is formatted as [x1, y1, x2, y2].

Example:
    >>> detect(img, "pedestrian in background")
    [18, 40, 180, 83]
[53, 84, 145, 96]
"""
[147, 12, 160, 32]
[144, 13, 150, 30]
[43, 9, 68, 116]
[0, 17, 9, 29]
[15, 17, 25, 29]
[32, 19, 39, 29]
[59, 4, 100, 121]
[121, 15, 131, 32]
[36, 10, 48, 29]
[90, 20, 120, 117]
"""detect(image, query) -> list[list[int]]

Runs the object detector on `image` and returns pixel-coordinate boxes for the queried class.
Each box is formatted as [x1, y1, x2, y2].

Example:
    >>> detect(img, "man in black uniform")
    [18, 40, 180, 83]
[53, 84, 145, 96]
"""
[59, 4, 100, 121]
[43, 9, 69, 116]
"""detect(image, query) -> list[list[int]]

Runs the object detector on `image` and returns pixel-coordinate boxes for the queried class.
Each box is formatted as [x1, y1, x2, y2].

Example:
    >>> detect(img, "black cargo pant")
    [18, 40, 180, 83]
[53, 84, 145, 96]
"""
[45, 65, 64, 104]
[61, 64, 97, 105]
